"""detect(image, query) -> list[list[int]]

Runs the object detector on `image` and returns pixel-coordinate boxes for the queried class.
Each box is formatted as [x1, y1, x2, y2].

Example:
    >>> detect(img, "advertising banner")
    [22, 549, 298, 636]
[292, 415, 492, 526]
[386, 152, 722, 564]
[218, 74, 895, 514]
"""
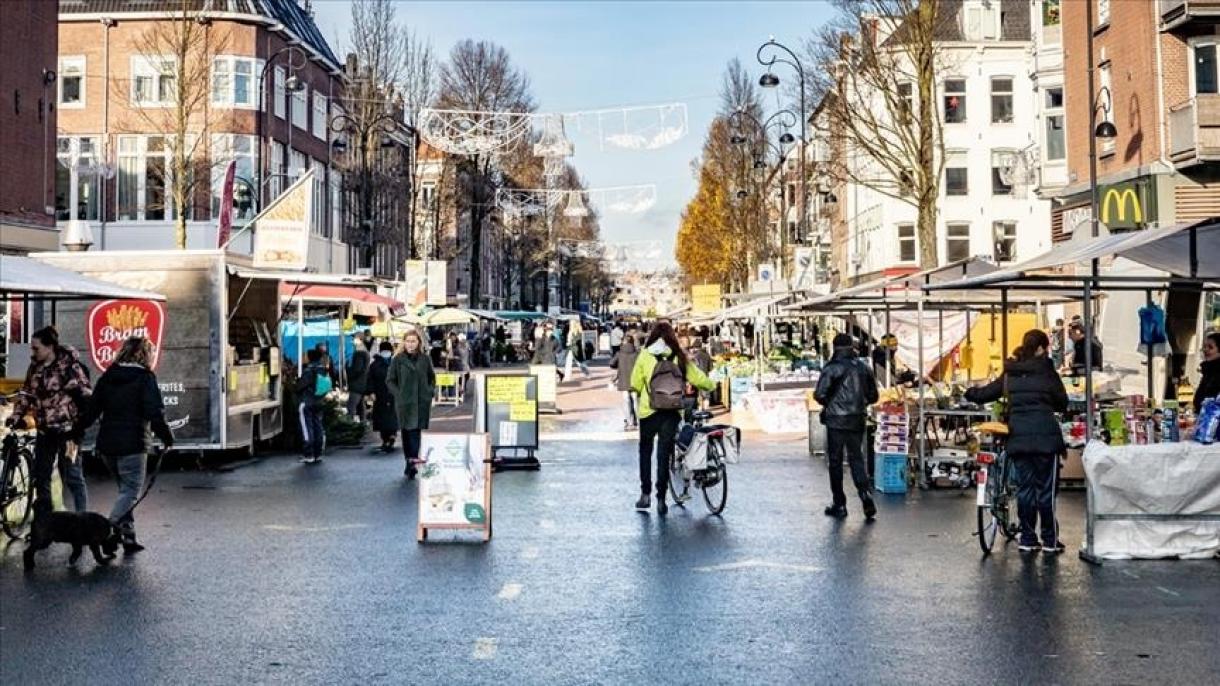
[87, 299, 166, 372]
[216, 160, 237, 247]
[252, 169, 314, 270]
[417, 432, 492, 542]
[404, 260, 449, 307]
[691, 284, 721, 314]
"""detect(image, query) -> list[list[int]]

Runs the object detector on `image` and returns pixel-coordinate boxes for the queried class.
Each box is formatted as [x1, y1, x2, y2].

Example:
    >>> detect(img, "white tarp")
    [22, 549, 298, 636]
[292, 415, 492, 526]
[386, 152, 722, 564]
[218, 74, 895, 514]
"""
[870, 310, 971, 375]
[1083, 440, 1220, 559]
[3, 256, 166, 301]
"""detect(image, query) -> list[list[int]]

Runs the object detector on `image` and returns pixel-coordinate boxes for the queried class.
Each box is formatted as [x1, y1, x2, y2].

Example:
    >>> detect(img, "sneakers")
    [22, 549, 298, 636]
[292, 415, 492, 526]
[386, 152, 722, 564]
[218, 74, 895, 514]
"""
[634, 494, 651, 511]
[1018, 541, 1040, 553]
[823, 505, 848, 519]
[299, 456, 322, 464]
[404, 464, 418, 480]
[1042, 541, 1066, 554]
[862, 495, 877, 521]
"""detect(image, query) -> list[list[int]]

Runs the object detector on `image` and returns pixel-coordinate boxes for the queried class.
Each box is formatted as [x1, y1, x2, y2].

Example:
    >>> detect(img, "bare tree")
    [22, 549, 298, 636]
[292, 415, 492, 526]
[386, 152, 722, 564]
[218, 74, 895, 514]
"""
[808, 0, 944, 269]
[400, 29, 437, 260]
[119, 0, 230, 249]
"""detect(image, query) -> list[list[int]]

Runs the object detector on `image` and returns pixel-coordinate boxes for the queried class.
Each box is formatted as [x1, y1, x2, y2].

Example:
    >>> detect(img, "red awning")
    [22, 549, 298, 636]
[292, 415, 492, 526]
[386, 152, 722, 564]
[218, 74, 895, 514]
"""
[279, 283, 405, 317]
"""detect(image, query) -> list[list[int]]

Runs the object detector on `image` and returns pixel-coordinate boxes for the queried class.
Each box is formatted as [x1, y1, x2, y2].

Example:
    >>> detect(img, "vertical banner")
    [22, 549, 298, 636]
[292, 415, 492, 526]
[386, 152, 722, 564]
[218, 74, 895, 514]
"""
[252, 169, 314, 270]
[404, 260, 449, 307]
[216, 160, 237, 247]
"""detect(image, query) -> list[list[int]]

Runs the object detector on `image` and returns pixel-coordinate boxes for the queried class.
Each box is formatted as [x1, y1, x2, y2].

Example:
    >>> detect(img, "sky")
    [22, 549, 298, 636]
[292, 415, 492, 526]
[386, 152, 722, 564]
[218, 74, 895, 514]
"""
[310, 1, 836, 266]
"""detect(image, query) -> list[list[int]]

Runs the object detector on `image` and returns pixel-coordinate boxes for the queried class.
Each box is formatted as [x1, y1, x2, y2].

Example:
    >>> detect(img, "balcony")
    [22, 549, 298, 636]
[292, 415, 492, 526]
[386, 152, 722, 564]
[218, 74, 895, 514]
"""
[1161, 0, 1220, 31]
[1168, 95, 1220, 167]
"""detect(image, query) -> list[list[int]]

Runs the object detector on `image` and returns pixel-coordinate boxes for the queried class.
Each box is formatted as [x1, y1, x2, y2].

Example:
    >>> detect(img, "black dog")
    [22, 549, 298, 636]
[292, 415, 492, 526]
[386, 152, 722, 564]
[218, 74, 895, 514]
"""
[23, 511, 120, 571]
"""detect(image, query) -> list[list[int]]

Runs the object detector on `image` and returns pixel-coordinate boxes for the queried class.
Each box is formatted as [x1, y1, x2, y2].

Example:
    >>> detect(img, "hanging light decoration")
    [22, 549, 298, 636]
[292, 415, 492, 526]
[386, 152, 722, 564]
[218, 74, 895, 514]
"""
[533, 114, 574, 158]
[563, 191, 589, 219]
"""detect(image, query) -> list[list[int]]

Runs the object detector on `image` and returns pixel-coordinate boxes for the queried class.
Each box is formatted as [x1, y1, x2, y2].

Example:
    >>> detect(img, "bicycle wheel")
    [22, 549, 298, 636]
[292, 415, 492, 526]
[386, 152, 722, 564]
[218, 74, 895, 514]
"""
[1, 448, 34, 540]
[668, 450, 691, 506]
[996, 454, 1019, 541]
[977, 463, 1003, 555]
[700, 438, 728, 515]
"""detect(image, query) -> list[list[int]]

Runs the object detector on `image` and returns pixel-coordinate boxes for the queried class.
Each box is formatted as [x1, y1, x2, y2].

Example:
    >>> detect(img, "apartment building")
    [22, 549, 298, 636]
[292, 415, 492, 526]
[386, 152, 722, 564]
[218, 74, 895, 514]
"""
[1055, 0, 1220, 240]
[55, 0, 355, 273]
[0, 0, 59, 254]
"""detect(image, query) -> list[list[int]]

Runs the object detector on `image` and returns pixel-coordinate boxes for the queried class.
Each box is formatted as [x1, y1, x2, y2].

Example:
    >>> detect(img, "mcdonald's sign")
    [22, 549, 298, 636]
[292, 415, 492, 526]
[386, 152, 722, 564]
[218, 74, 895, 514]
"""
[1098, 179, 1157, 230]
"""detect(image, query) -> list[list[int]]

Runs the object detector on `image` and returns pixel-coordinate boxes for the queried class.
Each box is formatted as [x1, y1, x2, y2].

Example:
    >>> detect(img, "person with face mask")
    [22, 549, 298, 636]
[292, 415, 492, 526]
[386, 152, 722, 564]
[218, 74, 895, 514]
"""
[386, 329, 435, 479]
[367, 341, 399, 453]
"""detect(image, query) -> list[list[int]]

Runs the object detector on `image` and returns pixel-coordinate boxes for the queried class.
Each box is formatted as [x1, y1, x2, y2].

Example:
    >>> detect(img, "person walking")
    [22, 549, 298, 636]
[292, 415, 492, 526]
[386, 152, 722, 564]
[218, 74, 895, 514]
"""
[1193, 331, 1220, 413]
[387, 329, 435, 479]
[814, 334, 880, 521]
[75, 337, 173, 553]
[567, 321, 590, 377]
[345, 338, 371, 423]
[610, 337, 639, 430]
[367, 341, 399, 453]
[295, 348, 331, 464]
[6, 326, 91, 515]
[532, 322, 563, 381]
[966, 330, 1069, 553]
[610, 323, 625, 357]
[630, 322, 715, 515]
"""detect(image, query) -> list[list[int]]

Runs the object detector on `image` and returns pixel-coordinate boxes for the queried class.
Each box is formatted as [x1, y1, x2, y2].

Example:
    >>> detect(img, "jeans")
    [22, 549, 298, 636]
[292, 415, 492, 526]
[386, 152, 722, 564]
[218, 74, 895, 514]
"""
[1013, 453, 1059, 545]
[401, 428, 422, 462]
[299, 403, 324, 458]
[826, 428, 871, 508]
[105, 453, 146, 537]
[622, 392, 638, 426]
[33, 432, 87, 514]
[346, 392, 365, 421]
[639, 410, 680, 498]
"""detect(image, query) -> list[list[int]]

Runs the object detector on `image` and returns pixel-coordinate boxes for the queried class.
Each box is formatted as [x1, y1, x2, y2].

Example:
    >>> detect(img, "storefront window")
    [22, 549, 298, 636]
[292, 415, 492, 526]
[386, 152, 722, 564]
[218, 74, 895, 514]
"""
[55, 136, 100, 221]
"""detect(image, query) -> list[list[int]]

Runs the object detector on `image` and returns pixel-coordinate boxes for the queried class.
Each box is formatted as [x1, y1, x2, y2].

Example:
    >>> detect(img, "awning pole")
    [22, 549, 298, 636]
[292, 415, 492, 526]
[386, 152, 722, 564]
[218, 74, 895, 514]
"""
[884, 304, 892, 388]
[297, 297, 304, 376]
[917, 297, 927, 485]
[1001, 288, 1009, 365]
[1145, 289, 1155, 401]
[1081, 278, 1100, 565]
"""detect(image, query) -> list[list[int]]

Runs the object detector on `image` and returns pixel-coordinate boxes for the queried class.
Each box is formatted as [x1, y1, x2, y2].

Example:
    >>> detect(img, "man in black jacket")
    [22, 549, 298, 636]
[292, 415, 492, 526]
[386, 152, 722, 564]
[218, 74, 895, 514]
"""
[345, 339, 370, 423]
[815, 334, 880, 520]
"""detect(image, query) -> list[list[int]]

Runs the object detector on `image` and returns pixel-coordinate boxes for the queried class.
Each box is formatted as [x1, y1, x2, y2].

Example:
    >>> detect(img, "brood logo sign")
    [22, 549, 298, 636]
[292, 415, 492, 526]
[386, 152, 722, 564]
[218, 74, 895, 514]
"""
[87, 300, 166, 372]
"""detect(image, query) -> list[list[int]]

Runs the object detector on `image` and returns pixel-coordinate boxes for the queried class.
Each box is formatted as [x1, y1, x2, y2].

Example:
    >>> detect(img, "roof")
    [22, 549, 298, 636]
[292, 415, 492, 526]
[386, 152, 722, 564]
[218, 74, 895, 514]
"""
[883, 0, 1030, 46]
[0, 256, 166, 301]
[59, 0, 340, 69]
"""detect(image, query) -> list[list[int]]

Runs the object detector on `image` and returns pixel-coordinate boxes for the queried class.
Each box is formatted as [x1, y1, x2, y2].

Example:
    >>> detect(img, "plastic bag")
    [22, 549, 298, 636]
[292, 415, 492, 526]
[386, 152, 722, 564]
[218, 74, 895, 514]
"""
[1193, 399, 1220, 444]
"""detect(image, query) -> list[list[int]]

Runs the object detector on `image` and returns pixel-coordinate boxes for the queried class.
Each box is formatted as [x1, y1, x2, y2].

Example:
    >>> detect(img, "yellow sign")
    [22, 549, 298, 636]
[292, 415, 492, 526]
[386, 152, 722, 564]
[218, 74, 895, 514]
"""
[486, 376, 527, 403]
[1100, 188, 1141, 225]
[509, 400, 536, 422]
[435, 372, 458, 388]
[691, 284, 721, 314]
[1098, 181, 1155, 230]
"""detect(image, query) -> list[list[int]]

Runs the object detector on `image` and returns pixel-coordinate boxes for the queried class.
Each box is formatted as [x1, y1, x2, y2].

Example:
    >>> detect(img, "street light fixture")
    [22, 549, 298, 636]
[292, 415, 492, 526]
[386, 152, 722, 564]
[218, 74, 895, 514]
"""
[330, 111, 403, 270]
[778, 132, 796, 145]
[730, 134, 748, 146]
[759, 72, 781, 88]
[757, 37, 810, 256]
[1094, 119, 1118, 140]
[255, 45, 307, 209]
[752, 158, 768, 182]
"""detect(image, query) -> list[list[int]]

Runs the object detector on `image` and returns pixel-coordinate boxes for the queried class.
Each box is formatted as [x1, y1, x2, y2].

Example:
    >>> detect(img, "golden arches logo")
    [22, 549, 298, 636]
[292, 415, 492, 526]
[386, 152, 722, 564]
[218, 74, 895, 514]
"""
[1100, 188, 1143, 225]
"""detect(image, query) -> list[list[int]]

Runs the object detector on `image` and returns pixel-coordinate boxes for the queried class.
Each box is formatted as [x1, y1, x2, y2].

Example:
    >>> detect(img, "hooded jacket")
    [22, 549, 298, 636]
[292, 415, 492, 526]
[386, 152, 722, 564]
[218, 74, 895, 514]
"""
[78, 363, 173, 456]
[815, 347, 879, 431]
[965, 356, 1068, 457]
[11, 345, 92, 433]
[609, 340, 638, 392]
[630, 341, 715, 420]
[1194, 357, 1220, 413]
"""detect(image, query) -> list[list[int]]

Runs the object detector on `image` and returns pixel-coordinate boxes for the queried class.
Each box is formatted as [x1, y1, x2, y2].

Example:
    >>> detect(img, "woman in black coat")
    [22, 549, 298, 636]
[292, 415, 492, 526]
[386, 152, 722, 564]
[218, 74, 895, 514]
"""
[1193, 331, 1220, 413]
[367, 341, 399, 453]
[965, 329, 1068, 554]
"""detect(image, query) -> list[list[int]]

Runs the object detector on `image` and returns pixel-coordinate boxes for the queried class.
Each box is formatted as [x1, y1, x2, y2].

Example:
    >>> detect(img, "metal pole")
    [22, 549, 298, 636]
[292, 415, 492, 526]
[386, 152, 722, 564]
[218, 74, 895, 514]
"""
[297, 296, 304, 376]
[1086, 0, 1101, 285]
[1145, 289, 1155, 401]
[1001, 288, 1009, 362]
[1081, 278, 1099, 564]
[917, 297, 926, 486]
[884, 305, 892, 388]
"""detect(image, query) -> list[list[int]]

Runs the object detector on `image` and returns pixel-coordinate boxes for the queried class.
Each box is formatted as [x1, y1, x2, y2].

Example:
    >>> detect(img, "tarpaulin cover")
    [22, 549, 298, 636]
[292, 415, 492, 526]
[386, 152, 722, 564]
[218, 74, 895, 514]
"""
[2, 256, 166, 301]
[1082, 440, 1220, 559]
[280, 319, 357, 365]
[870, 310, 970, 375]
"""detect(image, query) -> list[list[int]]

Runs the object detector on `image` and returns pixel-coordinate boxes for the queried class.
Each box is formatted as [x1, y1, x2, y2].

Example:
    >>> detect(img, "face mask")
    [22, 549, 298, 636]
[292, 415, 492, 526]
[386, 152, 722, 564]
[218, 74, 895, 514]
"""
[380, 351, 391, 359]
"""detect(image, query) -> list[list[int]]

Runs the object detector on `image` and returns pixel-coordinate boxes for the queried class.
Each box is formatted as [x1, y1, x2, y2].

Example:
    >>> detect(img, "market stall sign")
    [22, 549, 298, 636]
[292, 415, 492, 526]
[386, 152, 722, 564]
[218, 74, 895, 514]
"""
[87, 299, 165, 372]
[417, 432, 492, 543]
[1099, 179, 1157, 230]
[435, 372, 459, 388]
[691, 284, 722, 314]
[252, 170, 314, 270]
[485, 374, 539, 450]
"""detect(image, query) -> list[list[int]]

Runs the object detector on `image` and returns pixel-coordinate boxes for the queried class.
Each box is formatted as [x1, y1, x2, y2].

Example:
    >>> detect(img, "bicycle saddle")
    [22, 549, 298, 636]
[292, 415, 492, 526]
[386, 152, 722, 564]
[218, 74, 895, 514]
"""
[690, 410, 714, 422]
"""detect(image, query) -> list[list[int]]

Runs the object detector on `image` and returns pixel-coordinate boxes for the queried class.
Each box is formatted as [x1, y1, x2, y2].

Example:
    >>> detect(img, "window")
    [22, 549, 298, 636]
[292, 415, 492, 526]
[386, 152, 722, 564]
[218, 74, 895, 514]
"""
[330, 172, 342, 243]
[292, 83, 308, 130]
[993, 221, 1017, 262]
[59, 56, 85, 107]
[946, 223, 971, 262]
[212, 56, 257, 108]
[421, 183, 436, 208]
[991, 150, 1015, 195]
[896, 81, 913, 123]
[897, 223, 916, 263]
[990, 77, 1013, 123]
[1098, 0, 1110, 26]
[943, 79, 966, 123]
[312, 92, 328, 139]
[210, 135, 256, 222]
[962, 1, 1000, 41]
[116, 135, 202, 222]
[131, 56, 177, 106]
[270, 142, 286, 198]
[310, 159, 326, 236]
[273, 66, 286, 118]
[289, 150, 307, 183]
[1044, 87, 1066, 161]
[1041, 0, 1062, 45]
[945, 150, 968, 196]
[1099, 63, 1114, 155]
[1194, 42, 1218, 95]
[55, 136, 100, 221]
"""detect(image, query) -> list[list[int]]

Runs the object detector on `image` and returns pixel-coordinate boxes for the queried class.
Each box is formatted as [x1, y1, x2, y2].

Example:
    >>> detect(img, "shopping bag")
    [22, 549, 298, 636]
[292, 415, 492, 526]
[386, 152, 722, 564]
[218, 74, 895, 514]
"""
[684, 432, 710, 471]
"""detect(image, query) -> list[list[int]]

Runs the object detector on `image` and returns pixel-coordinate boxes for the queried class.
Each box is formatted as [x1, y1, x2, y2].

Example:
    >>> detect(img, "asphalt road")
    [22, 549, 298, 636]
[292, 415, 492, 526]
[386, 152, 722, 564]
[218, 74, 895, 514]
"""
[1, 367, 1217, 685]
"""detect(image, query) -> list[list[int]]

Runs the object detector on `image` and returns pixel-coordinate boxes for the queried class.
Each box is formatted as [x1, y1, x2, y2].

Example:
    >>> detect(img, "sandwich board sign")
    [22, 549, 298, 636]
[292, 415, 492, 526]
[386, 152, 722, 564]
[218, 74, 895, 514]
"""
[484, 373, 540, 469]
[417, 432, 492, 542]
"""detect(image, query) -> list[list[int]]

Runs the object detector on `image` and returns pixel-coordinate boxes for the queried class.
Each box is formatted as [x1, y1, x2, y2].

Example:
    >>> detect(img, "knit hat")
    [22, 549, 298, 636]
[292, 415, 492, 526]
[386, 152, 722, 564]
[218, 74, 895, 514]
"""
[832, 333, 855, 349]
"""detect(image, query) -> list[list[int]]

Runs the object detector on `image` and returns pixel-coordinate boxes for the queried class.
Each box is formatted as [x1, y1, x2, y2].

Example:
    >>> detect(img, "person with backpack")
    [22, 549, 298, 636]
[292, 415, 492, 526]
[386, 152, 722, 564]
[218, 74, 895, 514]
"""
[630, 322, 716, 515]
[5, 326, 92, 514]
[296, 348, 332, 464]
[345, 338, 371, 423]
[75, 336, 173, 553]
[386, 329, 435, 479]
[815, 334, 880, 521]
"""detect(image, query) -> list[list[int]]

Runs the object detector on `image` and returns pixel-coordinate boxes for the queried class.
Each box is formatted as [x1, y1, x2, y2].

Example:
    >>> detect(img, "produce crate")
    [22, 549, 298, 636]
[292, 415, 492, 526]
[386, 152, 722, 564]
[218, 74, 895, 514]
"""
[874, 452, 908, 494]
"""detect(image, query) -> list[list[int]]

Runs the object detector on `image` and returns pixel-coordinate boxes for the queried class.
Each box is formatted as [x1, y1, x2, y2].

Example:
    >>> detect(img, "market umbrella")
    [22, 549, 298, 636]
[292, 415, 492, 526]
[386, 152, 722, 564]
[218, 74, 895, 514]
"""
[370, 314, 423, 338]
[421, 307, 479, 327]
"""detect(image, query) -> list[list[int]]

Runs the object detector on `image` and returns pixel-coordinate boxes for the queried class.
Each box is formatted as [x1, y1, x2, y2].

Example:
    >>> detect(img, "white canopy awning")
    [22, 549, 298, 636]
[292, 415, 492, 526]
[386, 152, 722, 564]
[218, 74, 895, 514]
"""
[0, 256, 166, 301]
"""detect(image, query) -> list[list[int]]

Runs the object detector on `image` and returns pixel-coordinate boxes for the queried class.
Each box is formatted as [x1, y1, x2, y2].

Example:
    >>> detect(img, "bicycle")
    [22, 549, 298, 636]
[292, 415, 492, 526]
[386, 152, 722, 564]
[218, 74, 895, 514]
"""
[973, 421, 1018, 555]
[668, 409, 732, 515]
[0, 420, 36, 541]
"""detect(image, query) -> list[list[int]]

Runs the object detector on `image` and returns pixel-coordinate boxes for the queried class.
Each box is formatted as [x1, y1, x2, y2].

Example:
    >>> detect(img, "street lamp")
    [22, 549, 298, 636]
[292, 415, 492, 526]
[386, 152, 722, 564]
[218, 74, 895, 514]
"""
[729, 106, 798, 265]
[255, 46, 307, 209]
[757, 37, 809, 249]
[330, 111, 402, 271]
[752, 158, 768, 182]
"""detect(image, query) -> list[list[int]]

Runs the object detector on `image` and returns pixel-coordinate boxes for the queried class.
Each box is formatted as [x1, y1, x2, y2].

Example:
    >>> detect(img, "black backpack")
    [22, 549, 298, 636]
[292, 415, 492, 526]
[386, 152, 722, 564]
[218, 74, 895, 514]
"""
[649, 354, 686, 410]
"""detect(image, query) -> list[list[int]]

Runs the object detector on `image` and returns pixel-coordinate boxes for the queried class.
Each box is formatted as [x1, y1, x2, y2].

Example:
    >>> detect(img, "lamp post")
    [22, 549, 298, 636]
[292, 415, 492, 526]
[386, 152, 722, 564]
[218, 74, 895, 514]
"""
[330, 111, 401, 271]
[729, 108, 797, 260]
[255, 46, 307, 209]
[757, 38, 809, 252]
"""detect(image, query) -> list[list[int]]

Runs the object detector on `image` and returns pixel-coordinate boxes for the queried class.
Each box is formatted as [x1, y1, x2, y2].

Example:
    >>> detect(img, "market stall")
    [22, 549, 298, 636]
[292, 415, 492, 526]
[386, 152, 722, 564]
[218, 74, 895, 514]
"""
[926, 217, 1220, 562]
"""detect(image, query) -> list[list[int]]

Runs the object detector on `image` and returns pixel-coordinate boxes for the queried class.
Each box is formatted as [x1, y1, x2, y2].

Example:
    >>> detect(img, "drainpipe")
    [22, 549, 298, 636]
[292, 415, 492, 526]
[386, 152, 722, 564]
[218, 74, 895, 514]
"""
[1152, 12, 1171, 201]
[100, 17, 114, 249]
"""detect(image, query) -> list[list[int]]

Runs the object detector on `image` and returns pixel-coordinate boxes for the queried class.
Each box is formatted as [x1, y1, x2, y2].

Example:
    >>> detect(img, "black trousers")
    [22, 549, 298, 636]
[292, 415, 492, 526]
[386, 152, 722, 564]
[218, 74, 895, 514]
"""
[638, 410, 680, 497]
[401, 429, 422, 462]
[379, 430, 396, 447]
[826, 427, 871, 507]
[31, 432, 67, 515]
[1013, 453, 1059, 545]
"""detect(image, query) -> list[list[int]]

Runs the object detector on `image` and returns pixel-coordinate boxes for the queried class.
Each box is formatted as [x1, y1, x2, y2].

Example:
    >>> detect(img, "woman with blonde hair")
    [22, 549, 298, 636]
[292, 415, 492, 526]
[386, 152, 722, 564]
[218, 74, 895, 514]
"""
[387, 328, 435, 479]
[77, 336, 174, 553]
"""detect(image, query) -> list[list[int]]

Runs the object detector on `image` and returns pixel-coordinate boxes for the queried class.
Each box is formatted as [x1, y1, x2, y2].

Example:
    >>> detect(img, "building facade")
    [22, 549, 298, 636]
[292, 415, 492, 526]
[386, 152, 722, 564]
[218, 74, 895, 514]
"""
[0, 0, 59, 254]
[55, 0, 356, 274]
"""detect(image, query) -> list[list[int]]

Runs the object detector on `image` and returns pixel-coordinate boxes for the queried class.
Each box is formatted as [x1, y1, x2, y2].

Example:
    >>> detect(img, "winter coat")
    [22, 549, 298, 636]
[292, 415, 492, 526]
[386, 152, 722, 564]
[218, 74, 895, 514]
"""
[386, 351, 435, 431]
[295, 362, 329, 408]
[346, 349, 371, 395]
[367, 354, 398, 433]
[965, 356, 1068, 457]
[1069, 338, 1104, 375]
[11, 346, 92, 434]
[609, 341, 638, 392]
[630, 342, 715, 421]
[814, 347, 880, 431]
[531, 335, 560, 366]
[77, 363, 173, 456]
[1194, 357, 1220, 413]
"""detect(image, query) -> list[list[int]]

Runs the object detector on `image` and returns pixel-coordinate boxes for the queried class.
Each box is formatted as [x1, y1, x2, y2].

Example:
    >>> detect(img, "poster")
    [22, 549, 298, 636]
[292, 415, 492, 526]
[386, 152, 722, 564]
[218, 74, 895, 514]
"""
[484, 374, 538, 449]
[87, 299, 165, 371]
[435, 372, 458, 388]
[529, 365, 557, 406]
[404, 260, 449, 307]
[691, 284, 721, 314]
[252, 169, 314, 270]
[418, 432, 490, 528]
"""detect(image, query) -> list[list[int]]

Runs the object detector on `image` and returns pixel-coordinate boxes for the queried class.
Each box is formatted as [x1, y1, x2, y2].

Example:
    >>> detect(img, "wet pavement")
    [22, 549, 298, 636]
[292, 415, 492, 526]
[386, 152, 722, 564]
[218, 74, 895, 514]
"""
[1, 365, 1217, 685]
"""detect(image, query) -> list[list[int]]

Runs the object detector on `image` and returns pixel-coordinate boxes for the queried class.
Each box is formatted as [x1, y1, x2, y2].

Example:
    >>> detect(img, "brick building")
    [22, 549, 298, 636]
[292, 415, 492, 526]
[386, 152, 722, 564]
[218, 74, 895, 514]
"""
[0, 0, 59, 254]
[1055, 0, 1220, 240]
[55, 0, 360, 274]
